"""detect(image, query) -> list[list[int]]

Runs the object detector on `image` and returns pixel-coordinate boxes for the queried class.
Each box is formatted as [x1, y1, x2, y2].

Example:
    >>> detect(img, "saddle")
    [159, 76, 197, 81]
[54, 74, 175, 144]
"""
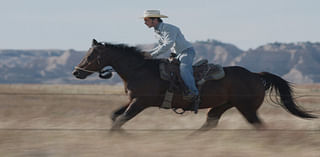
[159, 58, 225, 90]
[158, 57, 225, 110]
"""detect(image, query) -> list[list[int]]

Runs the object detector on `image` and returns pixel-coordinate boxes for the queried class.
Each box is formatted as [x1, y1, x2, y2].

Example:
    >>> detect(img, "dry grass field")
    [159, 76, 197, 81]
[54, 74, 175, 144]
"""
[0, 84, 319, 157]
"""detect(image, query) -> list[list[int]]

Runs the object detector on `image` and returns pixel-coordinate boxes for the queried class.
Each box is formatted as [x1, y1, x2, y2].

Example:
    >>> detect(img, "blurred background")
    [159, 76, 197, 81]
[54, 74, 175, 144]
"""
[1, 0, 320, 84]
[0, 0, 319, 156]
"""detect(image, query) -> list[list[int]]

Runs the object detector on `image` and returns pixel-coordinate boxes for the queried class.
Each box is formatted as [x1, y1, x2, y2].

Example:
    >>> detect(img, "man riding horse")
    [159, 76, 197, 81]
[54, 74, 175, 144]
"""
[72, 11, 316, 131]
[143, 10, 200, 113]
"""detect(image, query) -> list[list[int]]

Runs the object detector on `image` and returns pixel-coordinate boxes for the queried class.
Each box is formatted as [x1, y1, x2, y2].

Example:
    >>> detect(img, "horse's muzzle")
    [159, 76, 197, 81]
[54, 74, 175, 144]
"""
[72, 69, 89, 79]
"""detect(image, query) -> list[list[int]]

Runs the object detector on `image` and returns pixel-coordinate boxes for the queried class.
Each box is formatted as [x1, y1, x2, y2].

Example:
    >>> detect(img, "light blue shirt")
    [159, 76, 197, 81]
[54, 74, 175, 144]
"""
[150, 22, 193, 57]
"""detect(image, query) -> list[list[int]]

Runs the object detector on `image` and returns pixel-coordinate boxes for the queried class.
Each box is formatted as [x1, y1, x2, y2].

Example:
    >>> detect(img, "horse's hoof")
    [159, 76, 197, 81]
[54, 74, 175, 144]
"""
[110, 114, 119, 122]
[110, 126, 125, 132]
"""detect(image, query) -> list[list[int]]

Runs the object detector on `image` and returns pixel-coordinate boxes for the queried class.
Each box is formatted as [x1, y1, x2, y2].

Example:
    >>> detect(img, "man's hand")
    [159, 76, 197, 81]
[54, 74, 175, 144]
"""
[142, 51, 152, 59]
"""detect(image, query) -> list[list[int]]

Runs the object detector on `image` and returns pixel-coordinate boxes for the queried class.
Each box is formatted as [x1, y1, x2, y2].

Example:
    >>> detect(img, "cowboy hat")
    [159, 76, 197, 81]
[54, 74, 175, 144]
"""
[142, 10, 168, 18]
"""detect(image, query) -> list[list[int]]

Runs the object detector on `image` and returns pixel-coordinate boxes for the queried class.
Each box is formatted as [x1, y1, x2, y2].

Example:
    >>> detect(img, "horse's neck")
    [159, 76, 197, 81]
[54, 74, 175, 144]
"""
[111, 54, 145, 82]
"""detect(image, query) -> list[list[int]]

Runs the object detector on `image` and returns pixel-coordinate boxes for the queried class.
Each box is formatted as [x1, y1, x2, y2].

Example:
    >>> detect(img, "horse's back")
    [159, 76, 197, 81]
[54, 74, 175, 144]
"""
[225, 66, 266, 103]
[201, 66, 265, 105]
[223, 66, 265, 92]
[223, 66, 254, 78]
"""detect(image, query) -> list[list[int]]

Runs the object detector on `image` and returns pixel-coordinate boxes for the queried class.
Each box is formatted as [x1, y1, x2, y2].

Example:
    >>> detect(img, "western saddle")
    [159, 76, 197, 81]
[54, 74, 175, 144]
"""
[158, 56, 225, 110]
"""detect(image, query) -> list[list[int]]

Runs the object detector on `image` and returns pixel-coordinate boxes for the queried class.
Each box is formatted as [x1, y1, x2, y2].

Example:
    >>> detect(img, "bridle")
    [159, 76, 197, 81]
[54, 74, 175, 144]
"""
[74, 52, 114, 74]
[74, 46, 145, 79]
[74, 66, 99, 73]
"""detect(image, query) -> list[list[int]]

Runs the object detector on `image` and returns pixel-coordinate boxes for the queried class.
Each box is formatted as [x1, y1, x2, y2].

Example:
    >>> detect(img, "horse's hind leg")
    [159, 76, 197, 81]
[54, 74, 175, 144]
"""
[235, 103, 265, 129]
[199, 103, 233, 130]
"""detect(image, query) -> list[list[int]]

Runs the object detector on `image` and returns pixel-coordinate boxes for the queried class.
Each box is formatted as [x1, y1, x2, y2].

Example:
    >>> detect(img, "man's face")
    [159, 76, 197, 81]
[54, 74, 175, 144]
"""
[144, 17, 155, 28]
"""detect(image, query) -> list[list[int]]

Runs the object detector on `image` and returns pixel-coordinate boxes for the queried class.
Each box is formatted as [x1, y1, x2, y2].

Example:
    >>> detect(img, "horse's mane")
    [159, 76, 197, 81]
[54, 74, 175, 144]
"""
[102, 42, 147, 59]
[100, 42, 161, 73]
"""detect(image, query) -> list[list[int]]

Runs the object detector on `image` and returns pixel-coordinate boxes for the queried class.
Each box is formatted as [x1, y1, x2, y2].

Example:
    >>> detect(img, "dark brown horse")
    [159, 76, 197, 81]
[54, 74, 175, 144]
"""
[73, 39, 316, 130]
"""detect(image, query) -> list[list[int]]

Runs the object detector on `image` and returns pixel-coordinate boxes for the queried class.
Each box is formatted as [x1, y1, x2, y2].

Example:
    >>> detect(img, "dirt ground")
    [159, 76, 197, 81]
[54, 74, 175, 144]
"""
[0, 84, 319, 157]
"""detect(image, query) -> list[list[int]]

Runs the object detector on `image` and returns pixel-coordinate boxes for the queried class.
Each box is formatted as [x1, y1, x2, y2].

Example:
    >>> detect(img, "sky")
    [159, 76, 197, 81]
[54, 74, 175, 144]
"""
[0, 0, 319, 50]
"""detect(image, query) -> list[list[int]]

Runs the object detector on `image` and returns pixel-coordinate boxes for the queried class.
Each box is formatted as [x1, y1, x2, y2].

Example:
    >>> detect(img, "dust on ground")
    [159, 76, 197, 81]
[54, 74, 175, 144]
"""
[0, 84, 319, 157]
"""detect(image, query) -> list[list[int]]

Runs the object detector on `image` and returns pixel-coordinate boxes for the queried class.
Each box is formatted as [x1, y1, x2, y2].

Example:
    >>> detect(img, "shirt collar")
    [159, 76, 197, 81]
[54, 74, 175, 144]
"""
[154, 22, 163, 32]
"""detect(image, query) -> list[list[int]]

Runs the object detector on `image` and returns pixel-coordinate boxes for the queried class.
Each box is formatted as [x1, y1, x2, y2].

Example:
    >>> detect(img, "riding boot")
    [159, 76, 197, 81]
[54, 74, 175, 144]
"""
[191, 95, 200, 114]
[183, 93, 200, 114]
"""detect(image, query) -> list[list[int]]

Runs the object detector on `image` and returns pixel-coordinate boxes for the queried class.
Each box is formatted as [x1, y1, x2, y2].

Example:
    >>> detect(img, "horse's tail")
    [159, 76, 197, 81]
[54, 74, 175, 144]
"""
[258, 72, 317, 119]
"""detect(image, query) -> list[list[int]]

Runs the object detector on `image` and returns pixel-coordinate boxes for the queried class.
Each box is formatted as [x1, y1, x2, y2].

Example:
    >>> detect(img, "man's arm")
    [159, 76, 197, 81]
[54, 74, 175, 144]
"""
[151, 28, 177, 57]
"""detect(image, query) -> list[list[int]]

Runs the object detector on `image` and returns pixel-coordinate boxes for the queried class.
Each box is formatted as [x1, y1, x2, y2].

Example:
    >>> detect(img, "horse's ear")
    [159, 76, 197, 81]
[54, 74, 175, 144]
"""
[92, 39, 98, 46]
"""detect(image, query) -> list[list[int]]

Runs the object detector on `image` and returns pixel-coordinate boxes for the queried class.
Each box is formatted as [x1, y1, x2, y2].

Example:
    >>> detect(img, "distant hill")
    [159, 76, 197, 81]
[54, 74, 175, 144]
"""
[1, 40, 319, 84]
[229, 42, 320, 83]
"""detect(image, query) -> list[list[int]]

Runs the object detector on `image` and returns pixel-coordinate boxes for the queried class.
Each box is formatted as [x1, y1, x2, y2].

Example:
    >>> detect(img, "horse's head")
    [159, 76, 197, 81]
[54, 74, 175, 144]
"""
[73, 39, 112, 79]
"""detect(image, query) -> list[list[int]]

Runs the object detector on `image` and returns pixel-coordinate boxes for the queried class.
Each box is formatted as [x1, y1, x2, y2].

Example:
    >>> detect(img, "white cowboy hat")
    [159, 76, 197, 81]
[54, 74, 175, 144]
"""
[142, 10, 168, 18]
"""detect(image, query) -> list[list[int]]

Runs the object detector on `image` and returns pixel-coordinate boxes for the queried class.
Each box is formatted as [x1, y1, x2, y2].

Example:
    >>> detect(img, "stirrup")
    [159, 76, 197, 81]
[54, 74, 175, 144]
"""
[173, 108, 186, 114]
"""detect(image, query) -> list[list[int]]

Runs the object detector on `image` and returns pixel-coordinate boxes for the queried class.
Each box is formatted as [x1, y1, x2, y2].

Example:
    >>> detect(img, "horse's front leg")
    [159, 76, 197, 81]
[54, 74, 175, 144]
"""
[111, 98, 147, 130]
[110, 104, 130, 122]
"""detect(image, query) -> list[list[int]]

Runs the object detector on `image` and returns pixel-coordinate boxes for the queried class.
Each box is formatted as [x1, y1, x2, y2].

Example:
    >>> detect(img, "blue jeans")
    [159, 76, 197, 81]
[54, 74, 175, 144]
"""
[177, 47, 199, 95]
